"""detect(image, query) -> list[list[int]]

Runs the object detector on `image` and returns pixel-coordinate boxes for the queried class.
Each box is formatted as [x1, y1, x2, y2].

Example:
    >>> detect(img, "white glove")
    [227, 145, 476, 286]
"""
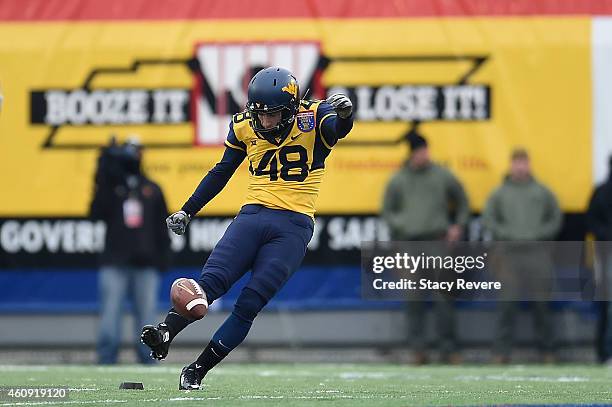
[166, 210, 190, 235]
[326, 93, 353, 119]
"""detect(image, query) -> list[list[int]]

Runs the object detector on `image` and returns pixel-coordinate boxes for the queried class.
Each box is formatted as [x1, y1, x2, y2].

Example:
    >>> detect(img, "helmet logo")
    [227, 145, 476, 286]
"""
[281, 79, 298, 98]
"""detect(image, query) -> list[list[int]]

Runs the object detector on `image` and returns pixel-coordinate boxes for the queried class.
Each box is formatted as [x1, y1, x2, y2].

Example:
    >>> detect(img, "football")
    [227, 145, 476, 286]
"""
[170, 278, 208, 320]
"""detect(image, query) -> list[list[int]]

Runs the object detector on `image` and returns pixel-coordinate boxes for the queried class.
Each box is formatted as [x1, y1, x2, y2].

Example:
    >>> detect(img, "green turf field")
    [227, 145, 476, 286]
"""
[1, 364, 611, 406]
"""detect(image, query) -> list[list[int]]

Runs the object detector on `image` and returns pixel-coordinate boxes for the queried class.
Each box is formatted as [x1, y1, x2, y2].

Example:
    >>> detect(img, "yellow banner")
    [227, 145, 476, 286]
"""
[0, 18, 591, 216]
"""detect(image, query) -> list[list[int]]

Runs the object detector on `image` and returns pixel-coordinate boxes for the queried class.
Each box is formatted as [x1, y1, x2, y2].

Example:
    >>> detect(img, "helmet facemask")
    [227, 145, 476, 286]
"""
[247, 102, 298, 143]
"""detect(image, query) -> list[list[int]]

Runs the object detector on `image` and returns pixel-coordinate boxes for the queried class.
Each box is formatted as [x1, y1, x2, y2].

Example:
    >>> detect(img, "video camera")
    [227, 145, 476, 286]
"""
[94, 135, 143, 187]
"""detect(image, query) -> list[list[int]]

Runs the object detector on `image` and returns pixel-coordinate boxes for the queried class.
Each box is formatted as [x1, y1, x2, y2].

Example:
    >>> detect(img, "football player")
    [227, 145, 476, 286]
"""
[141, 67, 353, 390]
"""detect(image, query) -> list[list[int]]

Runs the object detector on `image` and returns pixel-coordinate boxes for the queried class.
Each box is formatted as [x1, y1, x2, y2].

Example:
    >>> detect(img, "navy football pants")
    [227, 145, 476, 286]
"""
[198, 204, 314, 305]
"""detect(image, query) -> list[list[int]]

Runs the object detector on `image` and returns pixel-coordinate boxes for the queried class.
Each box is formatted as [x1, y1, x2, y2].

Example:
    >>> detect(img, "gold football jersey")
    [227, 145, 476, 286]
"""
[225, 100, 337, 218]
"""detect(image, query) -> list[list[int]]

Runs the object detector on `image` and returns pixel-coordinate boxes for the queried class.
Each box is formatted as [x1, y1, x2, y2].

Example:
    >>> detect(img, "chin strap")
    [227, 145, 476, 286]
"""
[255, 121, 293, 146]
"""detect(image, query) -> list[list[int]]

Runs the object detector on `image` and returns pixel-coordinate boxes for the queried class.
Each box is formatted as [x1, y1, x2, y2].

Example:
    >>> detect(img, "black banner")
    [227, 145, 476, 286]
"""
[0, 216, 389, 268]
[30, 89, 191, 126]
[329, 84, 491, 121]
[0, 213, 586, 269]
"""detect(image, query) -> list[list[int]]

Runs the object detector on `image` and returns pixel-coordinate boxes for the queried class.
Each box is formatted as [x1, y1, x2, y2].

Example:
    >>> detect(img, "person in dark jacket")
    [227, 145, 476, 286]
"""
[586, 154, 612, 364]
[382, 131, 470, 364]
[90, 136, 170, 364]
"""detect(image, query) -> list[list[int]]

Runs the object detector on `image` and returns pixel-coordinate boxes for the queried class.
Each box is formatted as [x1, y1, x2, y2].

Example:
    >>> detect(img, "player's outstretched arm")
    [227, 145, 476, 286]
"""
[166, 146, 246, 235]
[327, 93, 353, 120]
[319, 94, 354, 147]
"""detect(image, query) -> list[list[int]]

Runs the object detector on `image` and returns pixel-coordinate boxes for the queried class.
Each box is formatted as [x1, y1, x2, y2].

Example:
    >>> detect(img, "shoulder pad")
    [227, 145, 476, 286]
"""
[299, 99, 321, 111]
[232, 110, 252, 125]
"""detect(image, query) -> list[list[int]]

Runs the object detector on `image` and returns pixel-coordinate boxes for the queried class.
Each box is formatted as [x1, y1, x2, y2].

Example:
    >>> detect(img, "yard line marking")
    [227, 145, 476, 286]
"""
[455, 375, 590, 383]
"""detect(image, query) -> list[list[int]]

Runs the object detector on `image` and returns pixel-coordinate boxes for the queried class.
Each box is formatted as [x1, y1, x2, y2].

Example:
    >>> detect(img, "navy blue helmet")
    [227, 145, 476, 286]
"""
[246, 67, 299, 141]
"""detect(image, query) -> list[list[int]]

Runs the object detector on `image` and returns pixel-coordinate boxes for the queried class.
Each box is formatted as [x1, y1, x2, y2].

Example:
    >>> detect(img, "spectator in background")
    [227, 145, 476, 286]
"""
[482, 147, 561, 364]
[90, 136, 170, 364]
[586, 154, 612, 365]
[382, 130, 470, 364]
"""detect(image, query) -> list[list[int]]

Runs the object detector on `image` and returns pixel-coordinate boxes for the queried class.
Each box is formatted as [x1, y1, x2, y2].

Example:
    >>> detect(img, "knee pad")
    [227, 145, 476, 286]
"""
[233, 288, 268, 323]
[247, 258, 292, 300]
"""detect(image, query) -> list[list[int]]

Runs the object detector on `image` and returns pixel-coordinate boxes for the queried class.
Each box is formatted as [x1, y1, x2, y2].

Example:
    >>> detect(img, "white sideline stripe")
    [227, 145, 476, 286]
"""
[238, 395, 379, 400]
[455, 374, 589, 383]
[0, 366, 50, 372]
[0, 397, 224, 406]
[0, 400, 130, 406]
[0, 394, 400, 406]
[168, 397, 221, 401]
[185, 298, 208, 311]
[0, 395, 355, 406]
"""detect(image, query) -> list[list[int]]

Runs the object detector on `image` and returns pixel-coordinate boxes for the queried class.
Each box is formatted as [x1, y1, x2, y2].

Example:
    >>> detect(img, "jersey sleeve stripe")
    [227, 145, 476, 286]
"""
[318, 113, 337, 149]
[225, 140, 246, 152]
